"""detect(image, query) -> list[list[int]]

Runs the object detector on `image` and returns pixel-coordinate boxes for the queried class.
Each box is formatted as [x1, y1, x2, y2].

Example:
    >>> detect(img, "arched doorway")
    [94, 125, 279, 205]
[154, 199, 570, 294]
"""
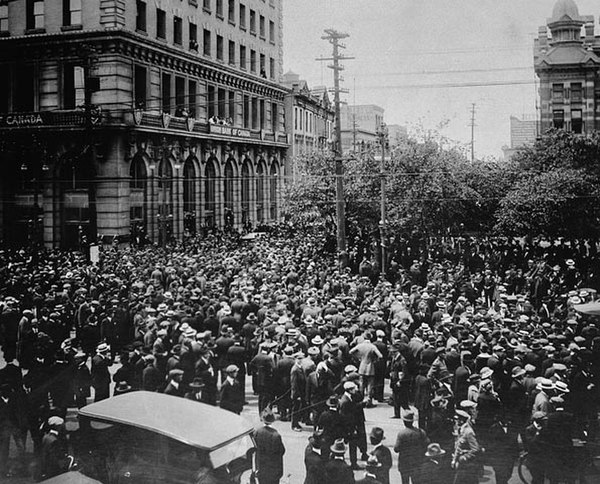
[130, 154, 148, 245]
[241, 159, 252, 227]
[256, 159, 267, 223]
[224, 158, 235, 228]
[204, 158, 217, 227]
[157, 158, 173, 245]
[270, 160, 279, 220]
[59, 151, 92, 249]
[183, 157, 197, 234]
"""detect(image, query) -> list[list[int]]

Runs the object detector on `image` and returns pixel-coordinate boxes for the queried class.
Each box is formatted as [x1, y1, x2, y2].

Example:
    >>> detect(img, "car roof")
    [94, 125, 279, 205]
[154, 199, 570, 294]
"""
[79, 391, 254, 451]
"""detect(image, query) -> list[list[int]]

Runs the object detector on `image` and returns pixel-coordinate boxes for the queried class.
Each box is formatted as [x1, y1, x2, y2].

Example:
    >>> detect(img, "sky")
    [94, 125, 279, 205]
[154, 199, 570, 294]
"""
[282, 0, 599, 159]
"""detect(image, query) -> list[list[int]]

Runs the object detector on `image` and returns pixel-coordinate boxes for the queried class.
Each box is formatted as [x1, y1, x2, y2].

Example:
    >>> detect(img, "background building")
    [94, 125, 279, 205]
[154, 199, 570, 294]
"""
[0, 0, 288, 248]
[534, 0, 600, 135]
[340, 104, 384, 154]
[281, 71, 334, 177]
[502, 115, 538, 160]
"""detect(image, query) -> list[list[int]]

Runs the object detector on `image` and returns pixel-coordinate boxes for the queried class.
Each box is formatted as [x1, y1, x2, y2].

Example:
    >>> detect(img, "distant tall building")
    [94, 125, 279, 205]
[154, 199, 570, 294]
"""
[340, 104, 384, 154]
[502, 115, 538, 160]
[0, 0, 288, 248]
[386, 124, 408, 147]
[281, 71, 334, 176]
[534, 0, 600, 135]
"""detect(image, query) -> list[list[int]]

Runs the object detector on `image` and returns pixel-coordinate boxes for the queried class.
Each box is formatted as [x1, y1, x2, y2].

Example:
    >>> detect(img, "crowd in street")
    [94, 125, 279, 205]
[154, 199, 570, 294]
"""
[0, 226, 599, 483]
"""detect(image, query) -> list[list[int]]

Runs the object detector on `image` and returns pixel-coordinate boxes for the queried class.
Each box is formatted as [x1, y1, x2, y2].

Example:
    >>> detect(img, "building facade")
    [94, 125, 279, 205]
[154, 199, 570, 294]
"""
[501, 115, 538, 160]
[0, 0, 288, 248]
[339, 104, 384, 154]
[281, 71, 334, 177]
[534, 0, 600, 135]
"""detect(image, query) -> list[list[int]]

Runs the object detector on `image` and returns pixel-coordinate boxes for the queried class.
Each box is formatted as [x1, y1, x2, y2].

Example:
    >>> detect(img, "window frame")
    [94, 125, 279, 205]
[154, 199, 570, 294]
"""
[0, 4, 8, 32]
[156, 8, 167, 40]
[136, 0, 147, 32]
[63, 0, 82, 27]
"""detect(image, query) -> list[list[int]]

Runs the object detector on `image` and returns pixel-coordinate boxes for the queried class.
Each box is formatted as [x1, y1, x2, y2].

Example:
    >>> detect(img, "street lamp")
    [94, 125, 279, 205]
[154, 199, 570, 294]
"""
[376, 122, 389, 277]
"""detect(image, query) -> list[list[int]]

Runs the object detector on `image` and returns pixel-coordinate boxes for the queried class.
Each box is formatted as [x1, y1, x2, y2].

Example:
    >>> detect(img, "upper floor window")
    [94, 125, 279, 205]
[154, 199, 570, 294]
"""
[216, 35, 224, 61]
[553, 109, 564, 129]
[203, 0, 211, 12]
[27, 0, 45, 30]
[571, 83, 582, 102]
[216, 0, 223, 18]
[249, 9, 256, 33]
[269, 20, 275, 43]
[136, 0, 147, 31]
[269, 57, 275, 79]
[63, 0, 82, 27]
[189, 22, 198, 51]
[0, 5, 8, 32]
[552, 83, 564, 102]
[228, 40, 235, 65]
[173, 16, 183, 45]
[228, 0, 235, 23]
[572, 109, 583, 133]
[239, 3, 246, 29]
[63, 64, 85, 109]
[156, 8, 166, 39]
[203, 29, 211, 56]
[240, 45, 247, 69]
[134, 65, 147, 109]
[250, 49, 256, 72]
[259, 15, 265, 38]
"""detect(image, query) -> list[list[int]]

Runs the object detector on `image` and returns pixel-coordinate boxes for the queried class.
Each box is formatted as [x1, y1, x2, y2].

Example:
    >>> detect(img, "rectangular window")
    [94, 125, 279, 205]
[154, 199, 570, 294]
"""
[217, 88, 225, 117]
[271, 102, 277, 132]
[571, 82, 582, 102]
[259, 99, 265, 129]
[553, 109, 564, 129]
[228, 91, 235, 122]
[136, 0, 146, 32]
[27, 0, 45, 30]
[260, 54, 265, 77]
[243, 95, 249, 128]
[249, 9, 256, 33]
[572, 109, 583, 133]
[63, 64, 79, 109]
[259, 15, 265, 38]
[251, 97, 258, 128]
[239, 45, 246, 69]
[0, 5, 8, 32]
[216, 35, 224, 61]
[207, 85, 215, 118]
[0, 67, 9, 112]
[63, 0, 82, 26]
[203, 0, 211, 12]
[134, 65, 147, 109]
[173, 16, 183, 45]
[156, 9, 166, 39]
[216, 0, 223, 18]
[228, 40, 235, 65]
[250, 49, 256, 72]
[228, 0, 235, 23]
[203, 29, 211, 56]
[14, 64, 35, 111]
[189, 22, 198, 50]
[175, 76, 185, 116]
[269, 20, 274, 43]
[162, 72, 171, 113]
[269, 57, 275, 79]
[552, 83, 564, 102]
[188, 80, 197, 118]
[239, 3, 246, 29]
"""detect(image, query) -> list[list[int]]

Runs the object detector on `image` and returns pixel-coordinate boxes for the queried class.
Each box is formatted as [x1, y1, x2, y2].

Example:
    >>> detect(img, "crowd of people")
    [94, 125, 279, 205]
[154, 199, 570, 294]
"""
[0, 226, 599, 483]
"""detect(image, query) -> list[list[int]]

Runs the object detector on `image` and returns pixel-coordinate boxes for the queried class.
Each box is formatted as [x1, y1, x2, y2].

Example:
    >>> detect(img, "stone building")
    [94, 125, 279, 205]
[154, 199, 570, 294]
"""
[0, 0, 288, 248]
[534, 0, 600, 134]
[339, 104, 384, 154]
[281, 71, 334, 177]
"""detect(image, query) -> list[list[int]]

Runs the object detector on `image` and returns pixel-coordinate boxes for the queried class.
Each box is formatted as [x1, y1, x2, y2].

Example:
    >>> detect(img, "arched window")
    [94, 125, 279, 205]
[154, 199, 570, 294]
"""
[130, 155, 147, 189]
[241, 160, 251, 225]
[183, 158, 197, 233]
[205, 158, 217, 226]
[224, 159, 234, 211]
[256, 160, 265, 223]
[129, 154, 148, 239]
[270, 161, 279, 219]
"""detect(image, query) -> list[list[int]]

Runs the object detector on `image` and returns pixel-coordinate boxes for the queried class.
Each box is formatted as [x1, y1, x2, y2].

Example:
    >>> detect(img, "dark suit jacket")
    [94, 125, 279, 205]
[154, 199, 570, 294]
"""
[253, 425, 285, 481]
[291, 363, 307, 400]
[371, 445, 392, 484]
[304, 444, 326, 484]
[324, 457, 355, 484]
[219, 379, 244, 414]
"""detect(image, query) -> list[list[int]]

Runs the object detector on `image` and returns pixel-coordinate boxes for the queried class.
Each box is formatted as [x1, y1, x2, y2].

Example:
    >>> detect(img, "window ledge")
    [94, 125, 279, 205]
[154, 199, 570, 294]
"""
[25, 28, 46, 35]
[61, 24, 83, 32]
[216, 13, 224, 20]
[203, 7, 211, 14]
[228, 19, 236, 26]
[240, 25, 246, 31]
[135, 28, 148, 36]
[189, 0, 198, 6]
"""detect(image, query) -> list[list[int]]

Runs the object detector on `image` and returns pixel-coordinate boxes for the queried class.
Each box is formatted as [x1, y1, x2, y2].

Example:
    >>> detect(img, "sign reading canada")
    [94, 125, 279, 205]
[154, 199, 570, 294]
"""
[209, 124, 251, 138]
[0, 110, 101, 128]
[0, 113, 46, 127]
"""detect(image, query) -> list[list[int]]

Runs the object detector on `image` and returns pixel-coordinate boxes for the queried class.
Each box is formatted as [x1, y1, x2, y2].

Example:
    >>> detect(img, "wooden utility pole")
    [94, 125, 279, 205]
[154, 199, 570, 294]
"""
[470, 103, 476, 162]
[317, 30, 354, 263]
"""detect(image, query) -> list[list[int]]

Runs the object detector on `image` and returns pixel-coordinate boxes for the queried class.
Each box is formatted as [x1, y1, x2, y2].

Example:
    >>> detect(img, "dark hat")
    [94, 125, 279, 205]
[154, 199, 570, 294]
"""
[402, 410, 415, 422]
[189, 377, 205, 389]
[115, 381, 132, 393]
[326, 395, 339, 408]
[369, 427, 385, 442]
[261, 407, 275, 424]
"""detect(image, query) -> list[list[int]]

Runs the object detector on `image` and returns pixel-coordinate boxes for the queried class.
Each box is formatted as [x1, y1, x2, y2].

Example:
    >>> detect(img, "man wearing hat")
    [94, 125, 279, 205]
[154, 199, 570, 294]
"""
[369, 427, 392, 484]
[417, 443, 448, 484]
[40, 416, 67, 480]
[219, 364, 244, 414]
[306, 362, 334, 428]
[304, 431, 326, 484]
[291, 351, 308, 431]
[184, 377, 205, 402]
[324, 439, 355, 484]
[316, 395, 344, 461]
[505, 365, 528, 434]
[249, 342, 277, 414]
[451, 410, 481, 484]
[164, 369, 185, 397]
[393, 410, 429, 484]
[532, 378, 553, 418]
[253, 408, 286, 484]
[91, 343, 112, 401]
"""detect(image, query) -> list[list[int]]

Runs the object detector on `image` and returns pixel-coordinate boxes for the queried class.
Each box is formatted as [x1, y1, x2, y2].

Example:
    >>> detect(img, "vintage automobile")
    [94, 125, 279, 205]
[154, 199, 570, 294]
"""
[72, 391, 256, 484]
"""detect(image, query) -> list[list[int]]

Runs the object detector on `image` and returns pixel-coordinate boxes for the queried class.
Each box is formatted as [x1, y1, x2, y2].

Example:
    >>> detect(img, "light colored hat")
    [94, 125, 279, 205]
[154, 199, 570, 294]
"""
[425, 443, 446, 457]
[47, 416, 65, 427]
[96, 343, 110, 353]
[539, 378, 554, 391]
[480, 367, 493, 380]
